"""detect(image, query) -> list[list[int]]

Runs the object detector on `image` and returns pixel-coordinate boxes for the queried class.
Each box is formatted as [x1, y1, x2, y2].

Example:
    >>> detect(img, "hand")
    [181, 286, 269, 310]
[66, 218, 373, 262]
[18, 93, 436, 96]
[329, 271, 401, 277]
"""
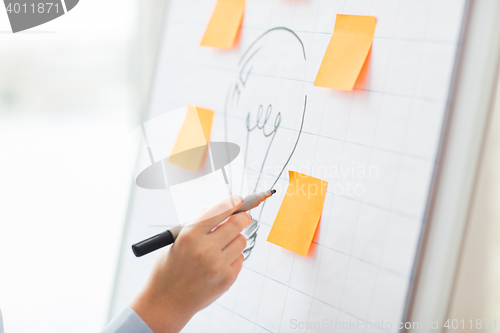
[130, 195, 251, 333]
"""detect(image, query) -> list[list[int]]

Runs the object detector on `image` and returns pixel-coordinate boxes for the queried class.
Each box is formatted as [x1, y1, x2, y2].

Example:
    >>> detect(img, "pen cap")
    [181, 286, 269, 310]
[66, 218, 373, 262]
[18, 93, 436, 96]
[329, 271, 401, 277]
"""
[132, 230, 174, 257]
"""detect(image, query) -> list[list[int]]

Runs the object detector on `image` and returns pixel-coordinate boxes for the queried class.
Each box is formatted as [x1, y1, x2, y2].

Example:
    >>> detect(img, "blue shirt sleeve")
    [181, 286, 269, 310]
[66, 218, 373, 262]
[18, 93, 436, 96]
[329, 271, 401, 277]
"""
[101, 307, 154, 333]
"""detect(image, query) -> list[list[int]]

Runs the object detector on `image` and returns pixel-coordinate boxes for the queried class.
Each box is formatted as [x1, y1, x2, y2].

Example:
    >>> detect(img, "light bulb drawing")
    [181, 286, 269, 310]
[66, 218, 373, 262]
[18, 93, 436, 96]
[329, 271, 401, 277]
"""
[129, 27, 309, 260]
[223, 27, 308, 259]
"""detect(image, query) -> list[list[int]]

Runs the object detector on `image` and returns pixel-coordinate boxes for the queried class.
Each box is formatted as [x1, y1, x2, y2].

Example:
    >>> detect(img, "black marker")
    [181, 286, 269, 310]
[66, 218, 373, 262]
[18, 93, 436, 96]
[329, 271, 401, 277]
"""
[132, 189, 276, 257]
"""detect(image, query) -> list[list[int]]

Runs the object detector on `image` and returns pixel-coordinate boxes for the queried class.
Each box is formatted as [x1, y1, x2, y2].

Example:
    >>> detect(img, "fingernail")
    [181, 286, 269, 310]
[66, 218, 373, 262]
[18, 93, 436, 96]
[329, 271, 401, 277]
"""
[247, 212, 252, 220]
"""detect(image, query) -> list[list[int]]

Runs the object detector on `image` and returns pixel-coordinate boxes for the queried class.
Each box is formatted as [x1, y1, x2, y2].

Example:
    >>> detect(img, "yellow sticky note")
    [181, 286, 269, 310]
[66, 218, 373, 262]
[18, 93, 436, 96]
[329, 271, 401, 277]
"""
[314, 14, 376, 91]
[267, 171, 328, 257]
[169, 105, 214, 171]
[200, 0, 245, 48]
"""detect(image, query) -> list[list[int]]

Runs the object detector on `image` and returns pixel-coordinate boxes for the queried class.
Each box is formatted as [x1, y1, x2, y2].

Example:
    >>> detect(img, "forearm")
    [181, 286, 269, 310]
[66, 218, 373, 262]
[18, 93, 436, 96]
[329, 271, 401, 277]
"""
[130, 285, 192, 333]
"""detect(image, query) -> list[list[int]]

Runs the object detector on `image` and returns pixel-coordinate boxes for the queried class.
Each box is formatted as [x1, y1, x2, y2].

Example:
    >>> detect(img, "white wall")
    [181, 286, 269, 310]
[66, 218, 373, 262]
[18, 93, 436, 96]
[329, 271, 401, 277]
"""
[448, 74, 500, 326]
[0, 1, 139, 332]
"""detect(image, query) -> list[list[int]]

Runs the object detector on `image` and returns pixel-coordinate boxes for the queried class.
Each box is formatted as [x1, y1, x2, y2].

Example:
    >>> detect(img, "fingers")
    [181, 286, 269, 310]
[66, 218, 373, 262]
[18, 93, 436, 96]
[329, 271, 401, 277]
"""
[212, 212, 252, 249]
[220, 254, 244, 292]
[222, 233, 247, 263]
[230, 254, 244, 274]
[231, 253, 244, 266]
[189, 195, 244, 234]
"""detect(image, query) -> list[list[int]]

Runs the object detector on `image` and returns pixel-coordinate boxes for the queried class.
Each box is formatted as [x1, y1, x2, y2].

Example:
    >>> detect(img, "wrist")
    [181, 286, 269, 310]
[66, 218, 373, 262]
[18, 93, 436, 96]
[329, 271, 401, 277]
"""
[130, 285, 192, 333]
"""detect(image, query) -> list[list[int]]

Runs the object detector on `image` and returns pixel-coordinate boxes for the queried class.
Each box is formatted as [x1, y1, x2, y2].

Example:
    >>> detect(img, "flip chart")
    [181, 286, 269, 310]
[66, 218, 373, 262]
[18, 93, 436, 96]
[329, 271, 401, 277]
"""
[110, 1, 469, 331]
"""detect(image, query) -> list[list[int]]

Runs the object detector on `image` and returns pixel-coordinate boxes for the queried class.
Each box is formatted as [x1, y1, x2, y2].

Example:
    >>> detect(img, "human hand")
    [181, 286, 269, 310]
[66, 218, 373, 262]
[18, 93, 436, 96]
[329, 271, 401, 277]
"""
[130, 195, 251, 333]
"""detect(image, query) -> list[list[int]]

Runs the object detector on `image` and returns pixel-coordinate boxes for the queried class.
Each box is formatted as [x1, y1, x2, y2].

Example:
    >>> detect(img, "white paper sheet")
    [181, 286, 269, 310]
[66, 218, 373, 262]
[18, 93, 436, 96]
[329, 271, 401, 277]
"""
[110, 1, 468, 332]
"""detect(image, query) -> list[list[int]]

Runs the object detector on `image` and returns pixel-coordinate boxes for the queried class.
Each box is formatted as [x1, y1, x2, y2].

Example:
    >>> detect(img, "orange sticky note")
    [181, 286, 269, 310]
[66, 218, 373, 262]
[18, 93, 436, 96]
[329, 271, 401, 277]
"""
[169, 105, 214, 171]
[267, 171, 328, 257]
[314, 14, 376, 91]
[200, 0, 245, 48]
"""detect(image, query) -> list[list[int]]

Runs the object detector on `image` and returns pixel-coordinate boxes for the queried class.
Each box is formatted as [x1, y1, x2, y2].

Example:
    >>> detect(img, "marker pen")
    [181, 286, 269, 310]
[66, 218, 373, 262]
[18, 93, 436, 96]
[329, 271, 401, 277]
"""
[131, 189, 276, 257]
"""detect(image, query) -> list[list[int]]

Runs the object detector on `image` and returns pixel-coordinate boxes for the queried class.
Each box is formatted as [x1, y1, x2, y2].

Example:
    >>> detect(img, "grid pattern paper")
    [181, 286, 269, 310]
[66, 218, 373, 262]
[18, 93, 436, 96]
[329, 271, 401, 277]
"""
[110, 1, 468, 332]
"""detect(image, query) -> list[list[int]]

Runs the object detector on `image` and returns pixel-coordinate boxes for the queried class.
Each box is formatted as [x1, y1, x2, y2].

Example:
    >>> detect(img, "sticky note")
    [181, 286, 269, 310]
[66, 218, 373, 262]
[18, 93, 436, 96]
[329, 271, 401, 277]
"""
[200, 0, 245, 48]
[267, 171, 328, 257]
[169, 105, 214, 171]
[314, 14, 376, 91]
